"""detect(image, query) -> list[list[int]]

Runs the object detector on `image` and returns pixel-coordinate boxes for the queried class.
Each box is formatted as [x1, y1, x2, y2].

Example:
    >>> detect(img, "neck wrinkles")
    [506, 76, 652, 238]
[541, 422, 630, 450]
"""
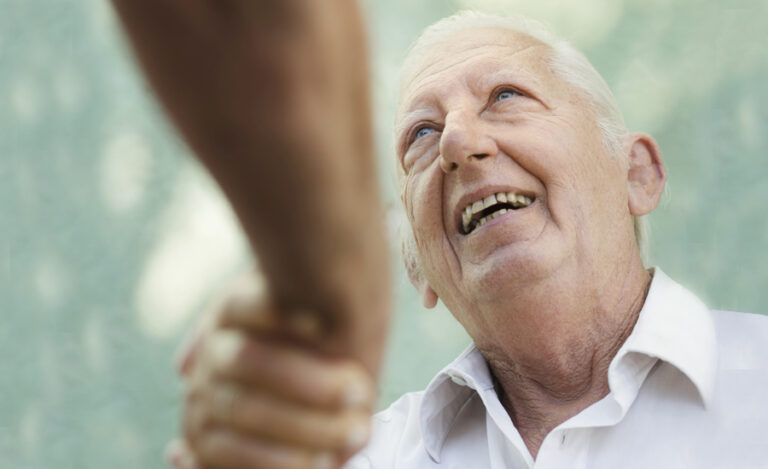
[480, 265, 652, 457]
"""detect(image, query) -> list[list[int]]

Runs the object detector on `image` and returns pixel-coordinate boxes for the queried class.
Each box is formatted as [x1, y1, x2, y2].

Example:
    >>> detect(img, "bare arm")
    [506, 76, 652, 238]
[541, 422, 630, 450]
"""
[110, 0, 390, 373]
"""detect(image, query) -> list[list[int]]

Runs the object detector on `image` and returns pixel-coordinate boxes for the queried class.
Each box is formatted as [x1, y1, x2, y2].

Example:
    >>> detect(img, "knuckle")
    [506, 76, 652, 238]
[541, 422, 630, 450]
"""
[316, 453, 339, 469]
[344, 362, 372, 387]
[346, 414, 372, 451]
[335, 364, 374, 409]
[195, 429, 271, 469]
[195, 430, 228, 462]
[236, 394, 268, 427]
[219, 274, 268, 325]
[210, 384, 243, 424]
[183, 394, 217, 444]
[196, 429, 251, 467]
[332, 412, 371, 451]
[206, 330, 248, 375]
[296, 408, 370, 452]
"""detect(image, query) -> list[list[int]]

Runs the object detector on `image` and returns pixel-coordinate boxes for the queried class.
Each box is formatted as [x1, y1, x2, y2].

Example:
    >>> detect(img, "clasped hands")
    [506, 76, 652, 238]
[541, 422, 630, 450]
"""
[167, 276, 375, 469]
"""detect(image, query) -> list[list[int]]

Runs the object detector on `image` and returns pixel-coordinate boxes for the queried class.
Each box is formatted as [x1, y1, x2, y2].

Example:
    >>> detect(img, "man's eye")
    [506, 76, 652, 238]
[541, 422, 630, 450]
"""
[413, 126, 435, 141]
[495, 88, 521, 102]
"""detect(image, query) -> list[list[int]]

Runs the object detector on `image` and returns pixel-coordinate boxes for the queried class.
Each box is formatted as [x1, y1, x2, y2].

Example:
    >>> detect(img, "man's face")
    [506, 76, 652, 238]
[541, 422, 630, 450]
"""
[396, 28, 632, 334]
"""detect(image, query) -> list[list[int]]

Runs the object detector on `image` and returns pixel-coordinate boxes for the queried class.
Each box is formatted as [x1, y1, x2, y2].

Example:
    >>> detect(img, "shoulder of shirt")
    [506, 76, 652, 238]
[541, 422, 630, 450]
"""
[372, 389, 426, 423]
[711, 309, 768, 370]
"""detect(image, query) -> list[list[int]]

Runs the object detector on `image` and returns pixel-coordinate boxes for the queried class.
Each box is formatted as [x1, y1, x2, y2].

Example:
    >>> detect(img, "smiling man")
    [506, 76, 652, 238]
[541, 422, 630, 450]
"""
[362, 12, 768, 468]
[170, 11, 768, 469]
[393, 13, 658, 459]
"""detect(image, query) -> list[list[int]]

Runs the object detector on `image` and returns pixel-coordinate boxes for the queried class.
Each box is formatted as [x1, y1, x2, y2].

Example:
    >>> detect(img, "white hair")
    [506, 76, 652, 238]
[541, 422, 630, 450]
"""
[399, 11, 628, 156]
[397, 11, 648, 289]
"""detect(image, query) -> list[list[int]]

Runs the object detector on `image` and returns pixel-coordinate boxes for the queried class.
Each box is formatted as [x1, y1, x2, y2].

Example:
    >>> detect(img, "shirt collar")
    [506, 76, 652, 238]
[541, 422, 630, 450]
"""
[420, 343, 489, 463]
[418, 267, 718, 462]
[612, 267, 717, 408]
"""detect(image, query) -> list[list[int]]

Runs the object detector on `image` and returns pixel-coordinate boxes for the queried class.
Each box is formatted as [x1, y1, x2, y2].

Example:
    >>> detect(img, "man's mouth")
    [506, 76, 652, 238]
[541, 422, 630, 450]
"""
[460, 191, 535, 235]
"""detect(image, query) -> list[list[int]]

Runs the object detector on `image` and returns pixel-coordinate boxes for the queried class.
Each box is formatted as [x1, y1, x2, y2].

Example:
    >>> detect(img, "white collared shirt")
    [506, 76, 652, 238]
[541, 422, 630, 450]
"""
[347, 269, 768, 468]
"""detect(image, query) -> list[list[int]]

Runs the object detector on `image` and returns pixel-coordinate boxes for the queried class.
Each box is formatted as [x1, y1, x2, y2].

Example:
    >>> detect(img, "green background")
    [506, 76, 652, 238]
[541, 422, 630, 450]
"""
[2, 0, 766, 467]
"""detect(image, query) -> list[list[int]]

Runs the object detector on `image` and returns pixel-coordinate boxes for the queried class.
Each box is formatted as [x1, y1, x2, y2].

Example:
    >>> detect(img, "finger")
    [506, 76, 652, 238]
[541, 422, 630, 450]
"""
[182, 389, 209, 448]
[165, 439, 200, 469]
[205, 383, 371, 452]
[214, 274, 278, 334]
[183, 357, 371, 454]
[195, 428, 337, 469]
[214, 274, 325, 343]
[176, 270, 270, 377]
[203, 331, 375, 410]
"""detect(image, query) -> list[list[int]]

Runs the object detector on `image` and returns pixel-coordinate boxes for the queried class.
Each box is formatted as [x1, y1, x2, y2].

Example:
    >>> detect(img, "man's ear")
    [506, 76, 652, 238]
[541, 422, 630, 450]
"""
[626, 133, 666, 216]
[421, 284, 438, 309]
[402, 227, 439, 309]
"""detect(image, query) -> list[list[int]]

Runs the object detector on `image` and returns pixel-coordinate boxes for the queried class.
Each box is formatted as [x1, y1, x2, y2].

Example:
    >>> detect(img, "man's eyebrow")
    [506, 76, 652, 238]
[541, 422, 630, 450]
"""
[480, 67, 538, 91]
[480, 69, 524, 89]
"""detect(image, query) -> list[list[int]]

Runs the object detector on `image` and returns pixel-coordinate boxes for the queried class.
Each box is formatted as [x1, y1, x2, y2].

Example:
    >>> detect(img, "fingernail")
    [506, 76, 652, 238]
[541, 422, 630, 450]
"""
[209, 332, 242, 368]
[164, 441, 181, 465]
[312, 452, 335, 469]
[164, 440, 192, 469]
[174, 336, 197, 376]
[343, 380, 370, 408]
[346, 421, 370, 450]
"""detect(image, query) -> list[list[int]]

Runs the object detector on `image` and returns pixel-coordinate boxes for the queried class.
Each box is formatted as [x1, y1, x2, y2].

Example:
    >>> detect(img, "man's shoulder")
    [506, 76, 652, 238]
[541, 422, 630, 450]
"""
[711, 309, 768, 370]
[345, 391, 427, 468]
[712, 308, 768, 325]
[369, 390, 427, 445]
[374, 389, 426, 421]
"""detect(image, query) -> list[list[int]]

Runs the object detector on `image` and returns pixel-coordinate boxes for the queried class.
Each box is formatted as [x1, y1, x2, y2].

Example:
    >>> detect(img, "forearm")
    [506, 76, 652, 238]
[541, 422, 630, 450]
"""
[112, 0, 390, 372]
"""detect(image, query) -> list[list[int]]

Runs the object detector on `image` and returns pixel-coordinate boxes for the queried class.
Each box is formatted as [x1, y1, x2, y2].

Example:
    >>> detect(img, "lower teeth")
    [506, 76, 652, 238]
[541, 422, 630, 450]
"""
[466, 198, 534, 234]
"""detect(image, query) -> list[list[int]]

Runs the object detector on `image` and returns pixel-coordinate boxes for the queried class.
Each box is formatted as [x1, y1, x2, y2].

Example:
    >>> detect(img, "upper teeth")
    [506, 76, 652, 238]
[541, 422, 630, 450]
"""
[461, 191, 533, 234]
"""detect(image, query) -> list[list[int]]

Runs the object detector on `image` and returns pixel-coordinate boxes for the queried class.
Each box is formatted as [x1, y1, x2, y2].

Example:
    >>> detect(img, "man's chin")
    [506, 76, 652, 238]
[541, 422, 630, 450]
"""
[463, 239, 565, 297]
[456, 210, 550, 260]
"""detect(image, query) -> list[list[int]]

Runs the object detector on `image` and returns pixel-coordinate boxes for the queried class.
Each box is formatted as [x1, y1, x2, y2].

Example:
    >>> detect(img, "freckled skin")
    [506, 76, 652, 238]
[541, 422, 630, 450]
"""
[396, 27, 665, 456]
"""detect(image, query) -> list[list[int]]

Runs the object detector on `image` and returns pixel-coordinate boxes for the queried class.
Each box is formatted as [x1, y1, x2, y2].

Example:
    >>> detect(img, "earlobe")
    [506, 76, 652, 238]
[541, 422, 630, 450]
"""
[422, 284, 438, 309]
[626, 133, 666, 216]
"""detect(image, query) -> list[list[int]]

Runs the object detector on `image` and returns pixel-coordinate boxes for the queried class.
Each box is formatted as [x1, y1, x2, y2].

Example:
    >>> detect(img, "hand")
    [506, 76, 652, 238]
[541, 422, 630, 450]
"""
[167, 275, 376, 469]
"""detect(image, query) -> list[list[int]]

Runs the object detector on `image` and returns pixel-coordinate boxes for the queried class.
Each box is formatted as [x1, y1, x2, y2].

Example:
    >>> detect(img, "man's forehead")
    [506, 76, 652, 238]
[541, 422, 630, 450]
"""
[397, 27, 551, 117]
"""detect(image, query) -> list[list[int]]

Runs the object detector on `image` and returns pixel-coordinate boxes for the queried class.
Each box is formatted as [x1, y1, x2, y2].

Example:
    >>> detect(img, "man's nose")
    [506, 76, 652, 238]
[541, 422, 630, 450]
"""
[439, 113, 497, 173]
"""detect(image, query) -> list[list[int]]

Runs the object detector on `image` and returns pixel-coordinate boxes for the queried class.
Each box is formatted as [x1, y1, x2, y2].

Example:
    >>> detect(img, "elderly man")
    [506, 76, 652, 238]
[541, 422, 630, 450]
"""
[168, 10, 768, 469]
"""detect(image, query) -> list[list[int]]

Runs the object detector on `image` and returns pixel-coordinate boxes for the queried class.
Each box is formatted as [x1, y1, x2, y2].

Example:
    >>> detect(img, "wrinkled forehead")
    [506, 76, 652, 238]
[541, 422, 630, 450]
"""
[396, 27, 554, 120]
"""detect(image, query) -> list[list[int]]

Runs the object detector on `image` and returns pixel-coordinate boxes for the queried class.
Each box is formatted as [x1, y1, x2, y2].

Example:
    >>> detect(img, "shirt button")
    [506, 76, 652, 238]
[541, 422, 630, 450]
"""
[450, 374, 467, 386]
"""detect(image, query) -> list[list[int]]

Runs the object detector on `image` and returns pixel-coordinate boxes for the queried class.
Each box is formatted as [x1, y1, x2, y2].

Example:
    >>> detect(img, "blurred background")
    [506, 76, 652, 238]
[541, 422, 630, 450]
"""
[2, 0, 767, 467]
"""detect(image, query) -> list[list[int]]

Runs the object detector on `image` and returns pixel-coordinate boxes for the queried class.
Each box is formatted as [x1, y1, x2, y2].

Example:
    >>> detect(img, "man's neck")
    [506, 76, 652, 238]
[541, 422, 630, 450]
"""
[480, 264, 651, 458]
